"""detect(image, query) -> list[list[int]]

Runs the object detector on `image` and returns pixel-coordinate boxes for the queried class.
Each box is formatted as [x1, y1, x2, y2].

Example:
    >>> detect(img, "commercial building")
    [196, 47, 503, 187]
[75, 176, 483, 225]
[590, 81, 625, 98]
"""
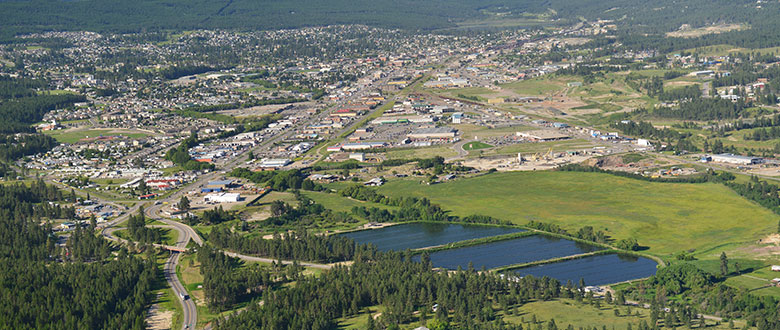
[452, 112, 464, 124]
[371, 115, 434, 125]
[407, 127, 457, 140]
[516, 130, 570, 142]
[206, 180, 234, 190]
[341, 142, 387, 150]
[710, 153, 761, 165]
[259, 158, 292, 168]
[204, 193, 242, 203]
[349, 153, 366, 162]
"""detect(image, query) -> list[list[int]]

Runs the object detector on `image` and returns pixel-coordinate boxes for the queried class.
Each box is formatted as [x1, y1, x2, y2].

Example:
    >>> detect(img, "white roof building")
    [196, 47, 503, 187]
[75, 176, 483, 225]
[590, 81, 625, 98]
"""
[204, 193, 241, 203]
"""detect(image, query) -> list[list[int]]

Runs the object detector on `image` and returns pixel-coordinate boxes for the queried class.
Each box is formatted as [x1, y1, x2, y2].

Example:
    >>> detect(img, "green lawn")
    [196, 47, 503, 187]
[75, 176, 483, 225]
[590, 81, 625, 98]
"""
[376, 171, 779, 257]
[724, 265, 780, 299]
[463, 141, 493, 150]
[339, 299, 739, 329]
[337, 306, 387, 329]
[508, 299, 737, 329]
[501, 78, 564, 96]
[385, 145, 458, 159]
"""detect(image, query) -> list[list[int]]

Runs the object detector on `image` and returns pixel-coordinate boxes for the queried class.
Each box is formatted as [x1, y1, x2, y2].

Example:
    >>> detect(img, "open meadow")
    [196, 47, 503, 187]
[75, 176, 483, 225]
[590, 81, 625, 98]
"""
[376, 171, 779, 257]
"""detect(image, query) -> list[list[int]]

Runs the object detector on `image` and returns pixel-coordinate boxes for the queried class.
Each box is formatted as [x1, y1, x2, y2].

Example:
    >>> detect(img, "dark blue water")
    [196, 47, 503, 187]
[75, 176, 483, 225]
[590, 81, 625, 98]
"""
[341, 222, 524, 251]
[512, 253, 658, 286]
[421, 235, 604, 270]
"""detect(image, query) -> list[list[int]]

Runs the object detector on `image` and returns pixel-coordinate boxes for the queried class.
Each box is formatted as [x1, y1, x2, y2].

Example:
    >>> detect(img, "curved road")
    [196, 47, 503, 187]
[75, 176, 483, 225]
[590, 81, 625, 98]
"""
[101, 214, 197, 330]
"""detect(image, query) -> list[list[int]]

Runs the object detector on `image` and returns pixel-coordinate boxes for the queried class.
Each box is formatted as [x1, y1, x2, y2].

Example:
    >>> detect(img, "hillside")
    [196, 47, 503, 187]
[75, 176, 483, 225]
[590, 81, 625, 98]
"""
[0, 0, 774, 38]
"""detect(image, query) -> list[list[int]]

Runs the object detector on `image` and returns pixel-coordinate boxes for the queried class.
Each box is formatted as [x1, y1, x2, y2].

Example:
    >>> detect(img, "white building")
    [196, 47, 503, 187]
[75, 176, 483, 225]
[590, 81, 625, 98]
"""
[204, 193, 241, 203]
[349, 153, 366, 162]
[259, 158, 291, 168]
[710, 153, 761, 165]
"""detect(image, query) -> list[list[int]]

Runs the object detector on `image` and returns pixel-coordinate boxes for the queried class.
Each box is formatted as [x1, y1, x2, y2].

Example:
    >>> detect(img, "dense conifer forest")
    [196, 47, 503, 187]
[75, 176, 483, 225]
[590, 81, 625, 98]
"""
[0, 181, 155, 329]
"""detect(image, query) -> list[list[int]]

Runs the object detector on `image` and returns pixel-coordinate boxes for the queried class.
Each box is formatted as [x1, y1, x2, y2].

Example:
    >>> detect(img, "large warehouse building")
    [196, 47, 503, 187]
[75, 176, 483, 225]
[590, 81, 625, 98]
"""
[710, 153, 762, 165]
[516, 130, 570, 142]
[407, 127, 457, 140]
[204, 193, 242, 203]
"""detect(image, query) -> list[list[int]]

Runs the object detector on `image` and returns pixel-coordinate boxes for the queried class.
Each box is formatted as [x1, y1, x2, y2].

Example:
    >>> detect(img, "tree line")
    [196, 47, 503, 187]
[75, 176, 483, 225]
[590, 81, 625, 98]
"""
[724, 176, 780, 216]
[197, 246, 283, 312]
[0, 180, 155, 329]
[648, 97, 748, 121]
[214, 249, 576, 329]
[229, 168, 324, 192]
[340, 184, 510, 225]
[0, 77, 83, 169]
[126, 207, 163, 244]
[163, 133, 215, 171]
[261, 192, 356, 228]
[208, 227, 372, 263]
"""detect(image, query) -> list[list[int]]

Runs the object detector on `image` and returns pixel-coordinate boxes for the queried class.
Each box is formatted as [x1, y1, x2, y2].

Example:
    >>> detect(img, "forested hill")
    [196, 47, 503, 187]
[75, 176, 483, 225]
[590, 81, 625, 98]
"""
[0, 0, 774, 37]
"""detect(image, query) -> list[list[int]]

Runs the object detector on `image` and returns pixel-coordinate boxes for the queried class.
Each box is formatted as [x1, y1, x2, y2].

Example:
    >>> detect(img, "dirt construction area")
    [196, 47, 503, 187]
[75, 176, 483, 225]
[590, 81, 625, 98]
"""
[462, 154, 593, 171]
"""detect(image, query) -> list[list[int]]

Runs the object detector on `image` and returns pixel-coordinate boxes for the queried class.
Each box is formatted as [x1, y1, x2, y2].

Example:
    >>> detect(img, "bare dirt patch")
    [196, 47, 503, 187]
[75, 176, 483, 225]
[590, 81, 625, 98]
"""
[759, 234, 780, 246]
[666, 24, 745, 38]
[665, 81, 700, 88]
[146, 296, 174, 330]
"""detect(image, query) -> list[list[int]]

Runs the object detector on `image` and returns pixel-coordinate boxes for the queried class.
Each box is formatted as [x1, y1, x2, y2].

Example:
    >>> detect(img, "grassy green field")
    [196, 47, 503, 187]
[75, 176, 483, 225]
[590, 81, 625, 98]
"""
[722, 264, 780, 298]
[463, 141, 493, 150]
[338, 298, 739, 329]
[385, 145, 458, 159]
[508, 299, 737, 329]
[501, 78, 565, 96]
[43, 129, 152, 144]
[376, 171, 779, 257]
[337, 306, 388, 329]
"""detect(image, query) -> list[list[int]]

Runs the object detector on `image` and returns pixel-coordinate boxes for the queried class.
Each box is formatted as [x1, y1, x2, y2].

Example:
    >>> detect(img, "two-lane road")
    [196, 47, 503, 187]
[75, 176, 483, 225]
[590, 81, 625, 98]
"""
[165, 251, 197, 330]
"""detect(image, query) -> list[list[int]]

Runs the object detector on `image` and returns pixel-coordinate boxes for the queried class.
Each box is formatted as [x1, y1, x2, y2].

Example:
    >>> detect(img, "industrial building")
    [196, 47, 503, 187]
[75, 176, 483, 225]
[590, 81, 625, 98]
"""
[204, 193, 242, 203]
[407, 127, 457, 140]
[341, 142, 387, 150]
[371, 115, 434, 125]
[258, 158, 292, 168]
[710, 153, 762, 165]
[349, 153, 366, 162]
[452, 112, 464, 124]
[516, 130, 570, 142]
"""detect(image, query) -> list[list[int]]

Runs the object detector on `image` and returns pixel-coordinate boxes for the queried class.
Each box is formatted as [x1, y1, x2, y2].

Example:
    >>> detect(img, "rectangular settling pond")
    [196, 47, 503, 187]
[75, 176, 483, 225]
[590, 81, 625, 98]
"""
[341, 222, 524, 251]
[511, 253, 658, 286]
[420, 235, 604, 270]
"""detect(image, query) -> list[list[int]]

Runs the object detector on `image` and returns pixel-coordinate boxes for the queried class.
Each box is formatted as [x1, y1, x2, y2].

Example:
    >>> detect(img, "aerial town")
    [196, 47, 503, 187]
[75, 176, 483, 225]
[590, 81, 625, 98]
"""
[5, 2, 780, 329]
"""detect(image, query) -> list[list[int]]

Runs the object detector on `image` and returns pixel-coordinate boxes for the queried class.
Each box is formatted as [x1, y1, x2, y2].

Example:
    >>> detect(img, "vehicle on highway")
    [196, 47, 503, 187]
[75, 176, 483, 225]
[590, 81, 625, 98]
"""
[180, 292, 189, 300]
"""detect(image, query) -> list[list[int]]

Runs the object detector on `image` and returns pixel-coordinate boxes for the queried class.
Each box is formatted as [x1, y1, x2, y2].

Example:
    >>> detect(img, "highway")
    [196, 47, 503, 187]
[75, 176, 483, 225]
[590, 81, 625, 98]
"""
[47, 67, 400, 330]
[164, 223, 197, 330]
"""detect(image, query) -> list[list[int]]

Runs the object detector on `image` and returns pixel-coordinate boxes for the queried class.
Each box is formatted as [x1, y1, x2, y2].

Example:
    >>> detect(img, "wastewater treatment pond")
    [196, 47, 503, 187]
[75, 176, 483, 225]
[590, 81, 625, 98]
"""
[341, 222, 657, 285]
[510, 253, 658, 286]
[341, 222, 524, 251]
[419, 234, 604, 270]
